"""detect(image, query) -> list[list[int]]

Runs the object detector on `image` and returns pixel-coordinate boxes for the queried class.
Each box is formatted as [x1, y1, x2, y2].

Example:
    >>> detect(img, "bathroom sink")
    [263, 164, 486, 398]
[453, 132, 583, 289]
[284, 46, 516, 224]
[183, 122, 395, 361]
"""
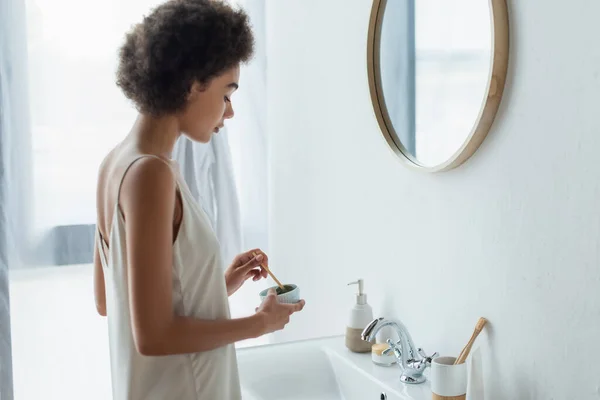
[237, 336, 432, 400]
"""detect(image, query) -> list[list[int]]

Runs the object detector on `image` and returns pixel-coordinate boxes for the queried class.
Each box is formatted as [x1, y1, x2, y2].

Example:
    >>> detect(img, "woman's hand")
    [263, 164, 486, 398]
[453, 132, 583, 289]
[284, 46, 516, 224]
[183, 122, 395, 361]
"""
[224, 248, 269, 296]
[255, 289, 305, 335]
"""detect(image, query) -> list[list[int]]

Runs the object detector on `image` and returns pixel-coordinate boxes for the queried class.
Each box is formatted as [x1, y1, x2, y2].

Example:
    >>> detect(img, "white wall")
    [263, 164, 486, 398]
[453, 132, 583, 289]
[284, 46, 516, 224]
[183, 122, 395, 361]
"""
[266, 1, 600, 399]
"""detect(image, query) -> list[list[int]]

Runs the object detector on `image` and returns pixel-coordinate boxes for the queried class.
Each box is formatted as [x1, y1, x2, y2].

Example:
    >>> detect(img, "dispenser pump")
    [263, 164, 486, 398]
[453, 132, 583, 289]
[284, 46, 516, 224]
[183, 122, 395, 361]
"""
[348, 279, 367, 305]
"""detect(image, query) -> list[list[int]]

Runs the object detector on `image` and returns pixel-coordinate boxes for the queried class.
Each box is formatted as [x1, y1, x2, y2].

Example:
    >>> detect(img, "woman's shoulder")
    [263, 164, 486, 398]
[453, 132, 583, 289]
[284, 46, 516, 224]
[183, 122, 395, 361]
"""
[100, 145, 173, 181]
[97, 146, 176, 210]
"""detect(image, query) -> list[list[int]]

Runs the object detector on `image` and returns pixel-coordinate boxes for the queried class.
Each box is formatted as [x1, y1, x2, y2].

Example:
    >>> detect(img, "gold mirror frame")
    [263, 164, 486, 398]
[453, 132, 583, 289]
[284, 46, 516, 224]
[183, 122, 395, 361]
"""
[367, 0, 510, 172]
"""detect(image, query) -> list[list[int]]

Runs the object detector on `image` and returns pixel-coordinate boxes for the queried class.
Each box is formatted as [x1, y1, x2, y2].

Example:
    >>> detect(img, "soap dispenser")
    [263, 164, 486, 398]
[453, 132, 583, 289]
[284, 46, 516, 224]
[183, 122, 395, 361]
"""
[345, 279, 374, 353]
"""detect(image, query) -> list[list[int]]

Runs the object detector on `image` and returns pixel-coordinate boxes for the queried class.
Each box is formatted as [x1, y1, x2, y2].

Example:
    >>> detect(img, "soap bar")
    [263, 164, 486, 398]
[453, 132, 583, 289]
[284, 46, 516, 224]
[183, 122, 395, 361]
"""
[371, 343, 396, 366]
[371, 343, 390, 355]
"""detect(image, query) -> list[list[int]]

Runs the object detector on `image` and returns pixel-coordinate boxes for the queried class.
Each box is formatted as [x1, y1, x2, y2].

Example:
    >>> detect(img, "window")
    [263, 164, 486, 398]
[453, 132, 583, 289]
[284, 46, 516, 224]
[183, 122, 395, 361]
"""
[11, 1, 166, 398]
[26, 0, 168, 266]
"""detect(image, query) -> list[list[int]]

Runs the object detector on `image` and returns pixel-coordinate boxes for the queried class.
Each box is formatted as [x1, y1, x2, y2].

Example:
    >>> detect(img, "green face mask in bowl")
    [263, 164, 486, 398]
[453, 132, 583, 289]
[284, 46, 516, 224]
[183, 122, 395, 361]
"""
[259, 284, 300, 304]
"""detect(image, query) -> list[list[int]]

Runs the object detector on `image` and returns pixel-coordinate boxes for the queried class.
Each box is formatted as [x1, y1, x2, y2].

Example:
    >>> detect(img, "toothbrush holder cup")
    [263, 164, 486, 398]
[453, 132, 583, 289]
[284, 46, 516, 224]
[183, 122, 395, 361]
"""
[430, 356, 467, 400]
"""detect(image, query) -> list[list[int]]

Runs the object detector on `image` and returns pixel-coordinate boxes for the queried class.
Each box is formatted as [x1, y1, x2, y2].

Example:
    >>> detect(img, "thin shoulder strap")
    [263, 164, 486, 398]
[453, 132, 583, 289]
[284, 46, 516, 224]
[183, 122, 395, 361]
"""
[96, 229, 109, 268]
[116, 154, 175, 205]
[96, 155, 174, 265]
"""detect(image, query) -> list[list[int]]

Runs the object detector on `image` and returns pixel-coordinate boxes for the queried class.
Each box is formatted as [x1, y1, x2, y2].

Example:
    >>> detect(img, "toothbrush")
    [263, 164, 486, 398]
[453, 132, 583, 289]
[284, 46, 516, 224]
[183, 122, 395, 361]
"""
[454, 317, 488, 365]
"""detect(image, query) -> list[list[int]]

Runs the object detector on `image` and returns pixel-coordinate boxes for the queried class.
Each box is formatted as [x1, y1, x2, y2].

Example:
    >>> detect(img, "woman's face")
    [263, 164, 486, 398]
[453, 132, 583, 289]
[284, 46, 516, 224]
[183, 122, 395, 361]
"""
[179, 65, 240, 143]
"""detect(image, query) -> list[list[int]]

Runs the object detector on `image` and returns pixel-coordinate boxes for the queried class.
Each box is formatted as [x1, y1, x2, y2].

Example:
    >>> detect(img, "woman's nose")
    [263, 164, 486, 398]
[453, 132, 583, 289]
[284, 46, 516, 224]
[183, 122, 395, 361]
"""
[224, 102, 234, 119]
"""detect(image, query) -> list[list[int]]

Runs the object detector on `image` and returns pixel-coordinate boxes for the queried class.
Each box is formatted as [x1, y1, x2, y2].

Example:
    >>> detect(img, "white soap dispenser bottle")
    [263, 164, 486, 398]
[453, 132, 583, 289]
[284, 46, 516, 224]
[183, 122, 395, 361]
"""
[345, 279, 374, 353]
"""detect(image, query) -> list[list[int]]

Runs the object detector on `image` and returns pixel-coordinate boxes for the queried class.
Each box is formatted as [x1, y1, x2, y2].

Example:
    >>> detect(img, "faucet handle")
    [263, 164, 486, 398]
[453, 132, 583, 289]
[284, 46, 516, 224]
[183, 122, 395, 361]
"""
[385, 339, 403, 360]
[416, 348, 438, 366]
[382, 339, 401, 354]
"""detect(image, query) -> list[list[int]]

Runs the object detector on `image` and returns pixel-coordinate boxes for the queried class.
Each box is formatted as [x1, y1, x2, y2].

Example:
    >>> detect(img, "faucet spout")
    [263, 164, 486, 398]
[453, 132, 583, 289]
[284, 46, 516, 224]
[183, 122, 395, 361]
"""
[361, 317, 417, 369]
[361, 317, 383, 341]
[361, 317, 437, 384]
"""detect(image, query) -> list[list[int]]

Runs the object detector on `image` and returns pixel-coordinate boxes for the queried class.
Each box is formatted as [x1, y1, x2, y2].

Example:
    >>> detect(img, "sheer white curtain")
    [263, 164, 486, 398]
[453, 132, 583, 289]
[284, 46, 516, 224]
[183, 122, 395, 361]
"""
[1, 0, 31, 398]
[0, 0, 268, 399]
[223, 0, 269, 319]
[172, 132, 243, 275]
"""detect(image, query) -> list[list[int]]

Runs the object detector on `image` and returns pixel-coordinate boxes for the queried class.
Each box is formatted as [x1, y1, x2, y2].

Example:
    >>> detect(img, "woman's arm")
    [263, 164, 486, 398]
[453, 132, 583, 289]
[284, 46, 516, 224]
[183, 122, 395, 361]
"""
[139, 314, 263, 355]
[144, 289, 303, 355]
[120, 157, 303, 356]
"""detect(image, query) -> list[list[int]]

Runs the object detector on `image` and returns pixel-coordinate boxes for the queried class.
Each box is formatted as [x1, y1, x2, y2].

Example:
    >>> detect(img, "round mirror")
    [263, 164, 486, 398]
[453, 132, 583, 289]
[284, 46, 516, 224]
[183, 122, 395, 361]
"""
[368, 0, 509, 171]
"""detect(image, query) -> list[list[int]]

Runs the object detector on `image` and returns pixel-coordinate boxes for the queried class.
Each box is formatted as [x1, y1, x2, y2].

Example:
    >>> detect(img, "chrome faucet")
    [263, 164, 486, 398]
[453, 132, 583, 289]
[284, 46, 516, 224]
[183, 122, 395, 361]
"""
[361, 317, 438, 384]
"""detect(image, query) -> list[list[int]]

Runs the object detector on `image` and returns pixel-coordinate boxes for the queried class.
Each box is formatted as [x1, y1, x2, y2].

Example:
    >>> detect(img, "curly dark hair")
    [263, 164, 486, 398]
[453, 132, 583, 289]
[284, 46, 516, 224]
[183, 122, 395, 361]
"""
[116, 0, 254, 116]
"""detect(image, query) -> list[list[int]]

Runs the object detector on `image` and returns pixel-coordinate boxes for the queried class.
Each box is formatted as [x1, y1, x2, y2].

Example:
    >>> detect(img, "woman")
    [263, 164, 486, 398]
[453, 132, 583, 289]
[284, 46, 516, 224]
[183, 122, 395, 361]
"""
[93, 1, 305, 399]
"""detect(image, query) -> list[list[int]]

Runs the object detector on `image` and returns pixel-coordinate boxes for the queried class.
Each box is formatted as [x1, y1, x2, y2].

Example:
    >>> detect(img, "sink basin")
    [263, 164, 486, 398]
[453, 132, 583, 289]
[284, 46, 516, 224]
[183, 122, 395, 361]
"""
[237, 335, 432, 400]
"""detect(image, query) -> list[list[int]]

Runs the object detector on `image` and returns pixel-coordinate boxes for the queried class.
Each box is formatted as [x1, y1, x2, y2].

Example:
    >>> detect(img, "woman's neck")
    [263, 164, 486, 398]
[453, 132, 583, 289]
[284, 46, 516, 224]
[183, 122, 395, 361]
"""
[129, 113, 181, 159]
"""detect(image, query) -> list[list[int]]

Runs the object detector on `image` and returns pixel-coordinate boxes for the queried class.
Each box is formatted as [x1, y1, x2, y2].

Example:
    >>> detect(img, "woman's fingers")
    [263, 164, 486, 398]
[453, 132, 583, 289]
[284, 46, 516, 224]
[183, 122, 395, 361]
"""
[260, 267, 268, 279]
[239, 253, 263, 273]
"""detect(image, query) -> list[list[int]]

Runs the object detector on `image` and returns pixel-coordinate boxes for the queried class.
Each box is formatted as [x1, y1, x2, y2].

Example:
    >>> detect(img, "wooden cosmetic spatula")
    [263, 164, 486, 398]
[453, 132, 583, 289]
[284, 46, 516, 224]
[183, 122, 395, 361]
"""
[454, 317, 488, 365]
[252, 252, 285, 291]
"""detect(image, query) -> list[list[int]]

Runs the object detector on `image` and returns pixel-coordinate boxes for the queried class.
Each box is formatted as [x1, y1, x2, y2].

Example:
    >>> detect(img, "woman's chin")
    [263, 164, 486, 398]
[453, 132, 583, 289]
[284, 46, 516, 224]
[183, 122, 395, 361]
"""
[185, 131, 213, 144]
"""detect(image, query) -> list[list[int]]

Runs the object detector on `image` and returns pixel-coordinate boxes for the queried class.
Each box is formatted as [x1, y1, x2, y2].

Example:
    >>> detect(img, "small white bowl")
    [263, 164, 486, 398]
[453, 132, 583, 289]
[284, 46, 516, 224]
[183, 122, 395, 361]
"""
[259, 284, 300, 304]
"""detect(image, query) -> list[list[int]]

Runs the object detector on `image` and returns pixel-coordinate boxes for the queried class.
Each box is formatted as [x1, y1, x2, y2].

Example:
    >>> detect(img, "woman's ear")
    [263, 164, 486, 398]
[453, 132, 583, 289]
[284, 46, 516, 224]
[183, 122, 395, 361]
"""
[187, 81, 204, 101]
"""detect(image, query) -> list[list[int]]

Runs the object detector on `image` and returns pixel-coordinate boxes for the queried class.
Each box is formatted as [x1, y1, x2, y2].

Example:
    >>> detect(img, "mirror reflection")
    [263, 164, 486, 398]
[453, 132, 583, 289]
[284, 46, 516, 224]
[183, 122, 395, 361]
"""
[378, 0, 492, 167]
